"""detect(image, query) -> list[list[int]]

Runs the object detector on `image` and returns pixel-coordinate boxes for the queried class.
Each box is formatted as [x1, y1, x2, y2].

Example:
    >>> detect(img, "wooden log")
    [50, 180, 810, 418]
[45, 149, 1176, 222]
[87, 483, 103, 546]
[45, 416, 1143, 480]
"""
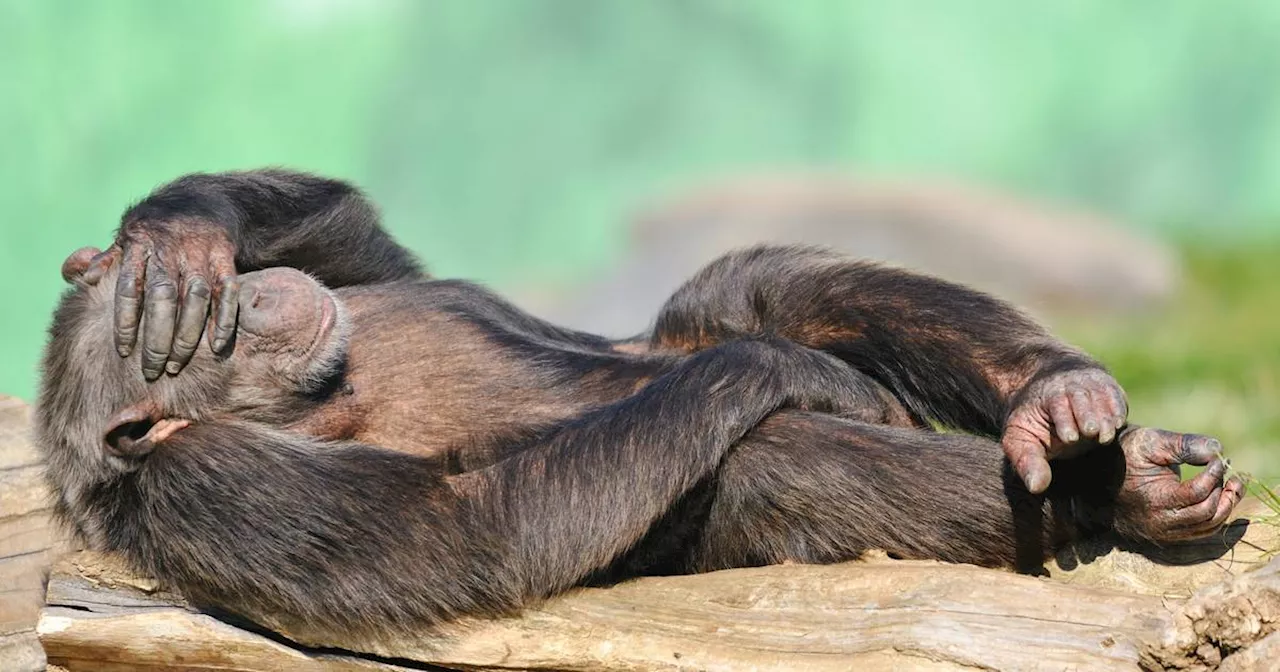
[1047, 512, 1279, 599]
[1144, 555, 1280, 671]
[38, 547, 1280, 672]
[0, 395, 74, 672]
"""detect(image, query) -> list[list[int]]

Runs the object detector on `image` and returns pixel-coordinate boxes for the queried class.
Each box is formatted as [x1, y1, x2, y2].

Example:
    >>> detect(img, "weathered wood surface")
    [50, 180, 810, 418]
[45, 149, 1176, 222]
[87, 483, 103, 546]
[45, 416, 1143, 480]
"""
[39, 551, 1165, 672]
[38, 535, 1280, 672]
[1048, 512, 1279, 599]
[0, 395, 73, 672]
[4, 391, 1277, 671]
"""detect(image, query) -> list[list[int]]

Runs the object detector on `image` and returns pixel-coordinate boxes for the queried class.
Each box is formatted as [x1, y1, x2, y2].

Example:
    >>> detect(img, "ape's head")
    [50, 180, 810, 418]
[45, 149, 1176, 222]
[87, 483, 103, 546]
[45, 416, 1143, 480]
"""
[38, 260, 351, 467]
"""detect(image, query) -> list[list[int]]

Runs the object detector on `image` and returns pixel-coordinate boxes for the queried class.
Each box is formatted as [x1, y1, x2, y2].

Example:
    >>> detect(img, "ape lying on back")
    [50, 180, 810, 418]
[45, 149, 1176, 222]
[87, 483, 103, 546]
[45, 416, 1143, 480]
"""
[37, 170, 1243, 642]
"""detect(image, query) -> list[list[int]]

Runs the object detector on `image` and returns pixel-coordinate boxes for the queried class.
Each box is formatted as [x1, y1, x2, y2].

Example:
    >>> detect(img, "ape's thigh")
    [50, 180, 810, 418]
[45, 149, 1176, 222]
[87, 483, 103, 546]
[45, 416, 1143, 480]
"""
[690, 412, 1066, 571]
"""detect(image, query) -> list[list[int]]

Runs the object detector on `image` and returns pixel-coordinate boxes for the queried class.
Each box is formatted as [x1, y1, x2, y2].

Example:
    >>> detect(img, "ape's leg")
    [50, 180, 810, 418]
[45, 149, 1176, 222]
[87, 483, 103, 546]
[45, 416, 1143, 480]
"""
[648, 245, 1129, 492]
[685, 413, 1242, 573]
[651, 246, 1103, 436]
[689, 412, 1067, 572]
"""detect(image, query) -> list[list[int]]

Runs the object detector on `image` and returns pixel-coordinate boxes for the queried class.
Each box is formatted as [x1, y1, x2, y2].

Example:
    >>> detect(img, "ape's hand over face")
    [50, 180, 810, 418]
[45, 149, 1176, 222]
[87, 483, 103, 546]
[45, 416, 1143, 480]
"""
[65, 170, 425, 383]
[63, 216, 240, 380]
[1002, 367, 1129, 494]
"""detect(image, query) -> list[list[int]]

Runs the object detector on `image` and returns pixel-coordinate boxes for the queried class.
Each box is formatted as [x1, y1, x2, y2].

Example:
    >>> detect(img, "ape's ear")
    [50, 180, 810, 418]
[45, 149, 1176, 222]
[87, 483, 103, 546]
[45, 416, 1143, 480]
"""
[61, 247, 102, 284]
[103, 403, 158, 458]
[61, 246, 118, 286]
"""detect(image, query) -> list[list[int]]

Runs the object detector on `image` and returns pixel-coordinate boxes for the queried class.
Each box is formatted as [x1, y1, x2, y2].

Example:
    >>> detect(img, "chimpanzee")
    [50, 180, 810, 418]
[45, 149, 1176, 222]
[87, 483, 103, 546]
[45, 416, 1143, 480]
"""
[37, 169, 1242, 642]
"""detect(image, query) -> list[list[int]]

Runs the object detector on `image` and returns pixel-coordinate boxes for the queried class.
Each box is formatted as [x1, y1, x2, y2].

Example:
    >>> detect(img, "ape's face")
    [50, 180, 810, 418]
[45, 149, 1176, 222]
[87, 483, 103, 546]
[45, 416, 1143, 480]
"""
[50, 266, 351, 458]
[228, 267, 351, 396]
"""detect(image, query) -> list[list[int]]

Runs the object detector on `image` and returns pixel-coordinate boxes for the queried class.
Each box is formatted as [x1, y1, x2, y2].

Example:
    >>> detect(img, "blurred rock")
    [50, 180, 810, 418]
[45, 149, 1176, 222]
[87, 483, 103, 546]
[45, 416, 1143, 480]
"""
[513, 175, 1180, 337]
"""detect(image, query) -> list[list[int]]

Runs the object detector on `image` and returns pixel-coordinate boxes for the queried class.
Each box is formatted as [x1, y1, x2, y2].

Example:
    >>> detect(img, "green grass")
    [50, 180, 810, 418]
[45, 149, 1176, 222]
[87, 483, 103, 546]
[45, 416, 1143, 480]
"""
[1062, 239, 1280, 479]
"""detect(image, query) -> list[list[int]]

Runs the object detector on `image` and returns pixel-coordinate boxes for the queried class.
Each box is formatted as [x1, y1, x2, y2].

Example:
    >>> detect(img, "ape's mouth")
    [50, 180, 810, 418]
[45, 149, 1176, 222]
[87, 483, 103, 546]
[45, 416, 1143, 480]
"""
[303, 293, 338, 362]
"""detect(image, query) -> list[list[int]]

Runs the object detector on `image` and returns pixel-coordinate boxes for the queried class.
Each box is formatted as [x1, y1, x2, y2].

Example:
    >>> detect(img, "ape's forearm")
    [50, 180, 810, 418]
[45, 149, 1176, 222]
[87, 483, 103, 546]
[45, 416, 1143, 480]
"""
[122, 169, 424, 286]
[457, 338, 880, 598]
[653, 246, 1103, 435]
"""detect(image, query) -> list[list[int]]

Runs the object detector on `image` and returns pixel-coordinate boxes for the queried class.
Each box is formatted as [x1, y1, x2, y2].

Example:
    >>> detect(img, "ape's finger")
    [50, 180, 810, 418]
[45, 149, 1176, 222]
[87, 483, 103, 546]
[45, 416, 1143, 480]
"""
[82, 246, 122, 286]
[1094, 391, 1116, 444]
[1047, 395, 1078, 444]
[1105, 386, 1128, 432]
[1179, 478, 1246, 539]
[210, 274, 239, 354]
[167, 276, 211, 374]
[1003, 429, 1052, 493]
[1160, 485, 1223, 534]
[1172, 459, 1228, 507]
[1176, 433, 1223, 467]
[140, 256, 179, 381]
[61, 246, 102, 283]
[1069, 388, 1100, 439]
[1018, 452, 1052, 495]
[114, 244, 148, 358]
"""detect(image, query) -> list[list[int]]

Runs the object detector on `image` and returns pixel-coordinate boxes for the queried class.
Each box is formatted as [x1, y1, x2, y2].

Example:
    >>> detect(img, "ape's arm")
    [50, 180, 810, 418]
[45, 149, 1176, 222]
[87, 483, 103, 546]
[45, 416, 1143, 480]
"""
[651, 246, 1128, 492]
[97, 338, 873, 637]
[121, 169, 424, 286]
[76, 170, 420, 377]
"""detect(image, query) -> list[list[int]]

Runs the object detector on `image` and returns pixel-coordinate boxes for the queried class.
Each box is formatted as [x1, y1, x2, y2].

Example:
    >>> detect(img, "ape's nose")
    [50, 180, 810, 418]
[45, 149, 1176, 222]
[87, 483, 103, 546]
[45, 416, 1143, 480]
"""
[244, 285, 280, 312]
[236, 268, 324, 337]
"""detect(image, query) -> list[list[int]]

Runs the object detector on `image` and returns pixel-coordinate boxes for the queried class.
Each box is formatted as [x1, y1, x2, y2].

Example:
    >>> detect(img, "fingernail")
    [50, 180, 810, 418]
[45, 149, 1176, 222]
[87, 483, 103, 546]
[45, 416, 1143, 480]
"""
[1084, 421, 1098, 434]
[212, 338, 227, 352]
[143, 368, 161, 381]
[165, 361, 181, 375]
[117, 345, 132, 358]
[1062, 428, 1079, 442]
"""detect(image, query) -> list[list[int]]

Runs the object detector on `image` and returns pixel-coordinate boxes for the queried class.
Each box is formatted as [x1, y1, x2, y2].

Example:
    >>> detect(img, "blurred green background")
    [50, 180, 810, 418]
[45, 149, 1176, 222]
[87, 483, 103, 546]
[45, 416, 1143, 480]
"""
[2, 1, 1276, 474]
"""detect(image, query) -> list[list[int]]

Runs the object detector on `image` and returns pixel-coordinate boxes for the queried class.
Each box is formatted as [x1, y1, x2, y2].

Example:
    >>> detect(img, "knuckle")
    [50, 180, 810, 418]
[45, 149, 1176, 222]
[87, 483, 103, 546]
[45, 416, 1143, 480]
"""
[115, 273, 139, 294]
[186, 278, 212, 299]
[1185, 481, 1213, 502]
[147, 281, 179, 300]
[142, 346, 171, 362]
[219, 277, 241, 299]
[1184, 497, 1218, 523]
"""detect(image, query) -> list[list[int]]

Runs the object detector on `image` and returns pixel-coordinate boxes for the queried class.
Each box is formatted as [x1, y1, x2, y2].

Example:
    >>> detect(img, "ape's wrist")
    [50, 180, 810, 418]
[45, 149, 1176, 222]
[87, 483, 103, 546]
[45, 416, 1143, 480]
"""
[1003, 356, 1109, 418]
[120, 180, 244, 243]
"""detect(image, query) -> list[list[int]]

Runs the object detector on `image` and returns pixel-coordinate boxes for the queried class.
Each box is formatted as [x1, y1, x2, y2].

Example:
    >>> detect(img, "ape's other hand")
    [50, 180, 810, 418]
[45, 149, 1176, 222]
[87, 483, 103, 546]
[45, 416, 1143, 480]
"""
[1112, 426, 1245, 543]
[1003, 367, 1128, 494]
[66, 219, 240, 380]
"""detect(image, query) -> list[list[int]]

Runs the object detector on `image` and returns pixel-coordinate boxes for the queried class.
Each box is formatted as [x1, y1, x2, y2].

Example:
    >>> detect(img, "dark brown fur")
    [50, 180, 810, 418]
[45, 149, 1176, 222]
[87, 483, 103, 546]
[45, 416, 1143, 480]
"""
[33, 170, 1205, 640]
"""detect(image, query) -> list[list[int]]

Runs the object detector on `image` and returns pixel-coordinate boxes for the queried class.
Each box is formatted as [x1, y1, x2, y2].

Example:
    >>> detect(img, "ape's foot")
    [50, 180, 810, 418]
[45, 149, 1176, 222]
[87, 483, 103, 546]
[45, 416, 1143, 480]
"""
[1114, 427, 1245, 543]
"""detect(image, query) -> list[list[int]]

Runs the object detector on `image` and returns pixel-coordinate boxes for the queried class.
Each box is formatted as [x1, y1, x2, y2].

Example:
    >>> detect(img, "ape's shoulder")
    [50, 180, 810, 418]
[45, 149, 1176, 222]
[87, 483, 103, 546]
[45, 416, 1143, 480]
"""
[334, 278, 619, 353]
